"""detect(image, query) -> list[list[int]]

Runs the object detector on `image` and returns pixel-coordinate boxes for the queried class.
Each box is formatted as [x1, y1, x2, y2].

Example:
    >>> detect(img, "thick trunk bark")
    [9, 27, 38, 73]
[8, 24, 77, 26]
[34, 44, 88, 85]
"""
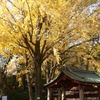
[34, 39, 42, 100]
[26, 73, 34, 100]
[0, 71, 6, 96]
[35, 62, 41, 100]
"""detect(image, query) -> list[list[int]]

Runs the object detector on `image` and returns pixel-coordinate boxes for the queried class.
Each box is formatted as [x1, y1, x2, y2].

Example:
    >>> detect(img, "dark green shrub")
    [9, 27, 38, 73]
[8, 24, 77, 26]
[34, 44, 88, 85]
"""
[5, 88, 29, 100]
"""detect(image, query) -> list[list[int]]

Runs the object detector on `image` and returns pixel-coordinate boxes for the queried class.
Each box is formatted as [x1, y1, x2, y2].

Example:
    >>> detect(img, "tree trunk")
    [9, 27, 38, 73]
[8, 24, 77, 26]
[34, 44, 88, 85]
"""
[1, 86, 6, 96]
[34, 40, 42, 100]
[25, 54, 34, 100]
[0, 71, 6, 96]
[26, 73, 34, 100]
[35, 61, 41, 100]
[22, 74, 27, 89]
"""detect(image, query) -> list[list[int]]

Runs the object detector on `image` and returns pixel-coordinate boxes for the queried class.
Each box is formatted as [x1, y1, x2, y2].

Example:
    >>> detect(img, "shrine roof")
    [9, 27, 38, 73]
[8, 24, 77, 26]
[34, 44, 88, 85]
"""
[45, 67, 100, 88]
[62, 67, 100, 83]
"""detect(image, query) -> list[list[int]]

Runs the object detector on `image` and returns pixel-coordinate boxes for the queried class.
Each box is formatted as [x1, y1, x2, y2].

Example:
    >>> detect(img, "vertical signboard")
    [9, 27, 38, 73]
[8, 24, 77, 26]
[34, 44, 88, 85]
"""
[2, 96, 7, 100]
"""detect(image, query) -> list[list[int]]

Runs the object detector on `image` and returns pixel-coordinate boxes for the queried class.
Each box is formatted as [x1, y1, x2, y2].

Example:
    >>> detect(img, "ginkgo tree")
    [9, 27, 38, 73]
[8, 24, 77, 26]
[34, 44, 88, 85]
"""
[0, 0, 99, 100]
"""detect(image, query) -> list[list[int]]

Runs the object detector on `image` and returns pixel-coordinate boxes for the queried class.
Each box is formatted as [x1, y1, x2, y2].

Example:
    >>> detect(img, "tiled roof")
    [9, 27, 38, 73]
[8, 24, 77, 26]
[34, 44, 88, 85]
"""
[45, 67, 100, 88]
[62, 67, 100, 83]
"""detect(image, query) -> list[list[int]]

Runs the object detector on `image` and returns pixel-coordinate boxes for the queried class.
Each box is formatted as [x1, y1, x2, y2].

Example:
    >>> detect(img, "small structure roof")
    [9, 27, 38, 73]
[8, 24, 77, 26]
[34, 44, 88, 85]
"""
[62, 67, 100, 83]
[45, 67, 100, 88]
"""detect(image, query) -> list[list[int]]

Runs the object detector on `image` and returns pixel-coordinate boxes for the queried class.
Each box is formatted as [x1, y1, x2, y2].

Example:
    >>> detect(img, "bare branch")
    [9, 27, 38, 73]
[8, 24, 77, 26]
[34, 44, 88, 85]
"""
[7, 0, 21, 10]
[25, 0, 34, 41]
[61, 37, 99, 55]
[5, 6, 16, 22]
[22, 34, 35, 57]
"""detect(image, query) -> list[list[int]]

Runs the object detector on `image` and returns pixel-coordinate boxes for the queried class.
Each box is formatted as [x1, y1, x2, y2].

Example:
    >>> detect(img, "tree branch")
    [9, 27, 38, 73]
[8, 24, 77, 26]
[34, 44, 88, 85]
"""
[25, 0, 34, 41]
[40, 40, 46, 56]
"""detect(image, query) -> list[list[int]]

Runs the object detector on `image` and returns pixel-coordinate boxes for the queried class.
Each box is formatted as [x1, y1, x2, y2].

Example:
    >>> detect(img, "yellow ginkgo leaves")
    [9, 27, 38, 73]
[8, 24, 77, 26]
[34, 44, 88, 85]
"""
[53, 47, 61, 64]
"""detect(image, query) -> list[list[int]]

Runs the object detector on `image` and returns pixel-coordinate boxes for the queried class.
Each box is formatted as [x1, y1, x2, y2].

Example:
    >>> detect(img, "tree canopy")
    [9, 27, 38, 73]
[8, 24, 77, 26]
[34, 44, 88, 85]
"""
[0, 0, 100, 100]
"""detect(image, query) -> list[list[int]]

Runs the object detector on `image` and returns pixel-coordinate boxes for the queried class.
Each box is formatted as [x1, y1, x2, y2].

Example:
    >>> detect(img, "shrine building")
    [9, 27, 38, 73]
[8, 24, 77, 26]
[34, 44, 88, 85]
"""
[45, 67, 100, 100]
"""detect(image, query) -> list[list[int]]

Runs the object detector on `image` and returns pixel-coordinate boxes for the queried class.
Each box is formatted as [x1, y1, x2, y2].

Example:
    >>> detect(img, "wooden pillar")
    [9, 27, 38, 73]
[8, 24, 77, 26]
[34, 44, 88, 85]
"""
[78, 85, 84, 100]
[62, 87, 65, 100]
[58, 88, 61, 100]
[98, 87, 100, 100]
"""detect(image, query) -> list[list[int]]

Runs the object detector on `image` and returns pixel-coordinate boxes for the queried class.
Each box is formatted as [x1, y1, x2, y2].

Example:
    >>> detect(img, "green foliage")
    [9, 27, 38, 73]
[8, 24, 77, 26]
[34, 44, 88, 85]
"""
[3, 89, 29, 100]
[5, 76, 18, 88]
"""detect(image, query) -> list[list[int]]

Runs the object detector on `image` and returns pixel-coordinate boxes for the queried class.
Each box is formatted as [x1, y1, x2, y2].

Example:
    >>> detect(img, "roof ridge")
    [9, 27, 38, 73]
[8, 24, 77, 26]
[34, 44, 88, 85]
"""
[64, 67, 96, 73]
